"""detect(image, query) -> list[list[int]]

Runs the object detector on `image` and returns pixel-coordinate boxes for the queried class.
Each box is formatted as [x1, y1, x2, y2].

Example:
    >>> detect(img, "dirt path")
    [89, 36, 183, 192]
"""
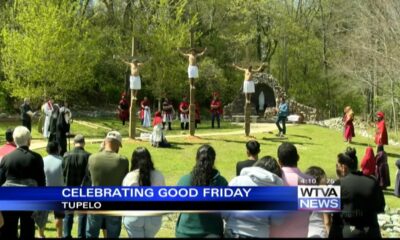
[30, 123, 280, 150]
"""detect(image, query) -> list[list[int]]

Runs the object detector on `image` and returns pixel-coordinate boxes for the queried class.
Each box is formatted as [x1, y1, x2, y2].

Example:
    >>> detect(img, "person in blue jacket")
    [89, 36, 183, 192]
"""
[276, 96, 289, 137]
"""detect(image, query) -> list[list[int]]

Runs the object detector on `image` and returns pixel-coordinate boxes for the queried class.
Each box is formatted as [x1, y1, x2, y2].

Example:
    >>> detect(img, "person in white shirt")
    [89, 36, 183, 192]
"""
[123, 147, 165, 238]
[43, 98, 54, 138]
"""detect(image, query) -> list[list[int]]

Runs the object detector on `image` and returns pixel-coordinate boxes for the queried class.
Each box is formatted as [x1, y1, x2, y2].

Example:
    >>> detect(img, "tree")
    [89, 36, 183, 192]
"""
[1, 0, 102, 103]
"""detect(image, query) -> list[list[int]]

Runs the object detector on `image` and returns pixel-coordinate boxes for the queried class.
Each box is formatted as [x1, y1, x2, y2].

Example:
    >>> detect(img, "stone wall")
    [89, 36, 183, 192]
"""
[223, 73, 319, 121]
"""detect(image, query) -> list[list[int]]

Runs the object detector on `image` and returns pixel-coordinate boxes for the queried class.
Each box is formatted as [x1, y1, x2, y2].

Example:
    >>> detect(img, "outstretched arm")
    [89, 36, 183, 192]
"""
[197, 47, 207, 57]
[177, 48, 189, 57]
[232, 63, 246, 72]
[254, 63, 267, 73]
[121, 59, 131, 66]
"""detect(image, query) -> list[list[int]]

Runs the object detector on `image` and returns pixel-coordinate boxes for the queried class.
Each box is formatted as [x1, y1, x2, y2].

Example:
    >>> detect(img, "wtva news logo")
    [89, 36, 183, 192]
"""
[298, 186, 341, 211]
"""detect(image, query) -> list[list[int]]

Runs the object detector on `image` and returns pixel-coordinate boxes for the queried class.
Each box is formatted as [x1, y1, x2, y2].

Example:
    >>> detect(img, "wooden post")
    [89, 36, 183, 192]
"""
[245, 102, 251, 136]
[189, 30, 196, 136]
[129, 36, 136, 139]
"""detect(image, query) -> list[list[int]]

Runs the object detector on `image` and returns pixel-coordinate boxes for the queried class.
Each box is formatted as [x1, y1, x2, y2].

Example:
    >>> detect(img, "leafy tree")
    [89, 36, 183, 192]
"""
[1, 0, 102, 103]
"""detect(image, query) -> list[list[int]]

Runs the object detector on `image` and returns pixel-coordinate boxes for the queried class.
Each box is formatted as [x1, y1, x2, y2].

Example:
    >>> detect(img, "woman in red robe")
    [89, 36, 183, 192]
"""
[375, 111, 388, 147]
[343, 106, 355, 143]
[118, 93, 129, 125]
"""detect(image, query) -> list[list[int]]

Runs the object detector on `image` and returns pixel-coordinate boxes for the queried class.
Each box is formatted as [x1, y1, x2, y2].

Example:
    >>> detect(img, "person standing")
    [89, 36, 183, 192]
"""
[270, 142, 312, 238]
[120, 58, 144, 100]
[343, 106, 355, 143]
[330, 147, 385, 238]
[57, 105, 70, 156]
[0, 126, 46, 239]
[375, 145, 390, 190]
[20, 98, 35, 132]
[210, 92, 222, 129]
[140, 96, 150, 127]
[43, 98, 54, 138]
[39, 141, 64, 238]
[235, 140, 260, 176]
[162, 97, 174, 130]
[275, 96, 289, 137]
[118, 93, 130, 126]
[86, 131, 129, 238]
[175, 145, 227, 238]
[178, 47, 207, 89]
[123, 147, 165, 238]
[62, 134, 91, 238]
[375, 111, 388, 147]
[232, 63, 266, 104]
[179, 96, 189, 130]
[0, 129, 16, 163]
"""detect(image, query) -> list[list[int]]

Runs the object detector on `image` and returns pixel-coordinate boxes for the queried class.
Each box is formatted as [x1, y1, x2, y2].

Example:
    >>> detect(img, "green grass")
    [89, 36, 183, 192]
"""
[1, 119, 399, 238]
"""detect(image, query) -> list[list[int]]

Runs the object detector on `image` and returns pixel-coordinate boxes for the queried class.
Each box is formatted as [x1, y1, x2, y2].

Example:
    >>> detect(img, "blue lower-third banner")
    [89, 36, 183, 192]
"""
[0, 186, 340, 211]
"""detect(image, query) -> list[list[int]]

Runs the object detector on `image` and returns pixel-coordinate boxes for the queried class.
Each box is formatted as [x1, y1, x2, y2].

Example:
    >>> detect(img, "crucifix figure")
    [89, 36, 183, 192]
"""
[178, 47, 207, 89]
[120, 58, 144, 100]
[232, 63, 266, 104]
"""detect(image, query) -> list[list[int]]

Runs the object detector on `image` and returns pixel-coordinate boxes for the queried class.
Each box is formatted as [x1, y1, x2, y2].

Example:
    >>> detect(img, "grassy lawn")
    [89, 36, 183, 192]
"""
[0, 118, 399, 237]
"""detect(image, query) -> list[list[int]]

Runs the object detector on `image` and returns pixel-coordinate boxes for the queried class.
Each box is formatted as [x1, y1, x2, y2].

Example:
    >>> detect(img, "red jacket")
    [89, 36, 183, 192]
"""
[375, 120, 388, 145]
[210, 99, 222, 115]
[179, 101, 189, 114]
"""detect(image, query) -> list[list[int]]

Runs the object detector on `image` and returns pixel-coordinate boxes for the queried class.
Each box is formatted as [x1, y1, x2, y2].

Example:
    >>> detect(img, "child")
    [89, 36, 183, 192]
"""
[305, 166, 331, 238]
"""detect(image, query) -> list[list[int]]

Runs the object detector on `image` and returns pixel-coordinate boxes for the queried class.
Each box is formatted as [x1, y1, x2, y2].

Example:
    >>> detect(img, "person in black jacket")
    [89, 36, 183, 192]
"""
[20, 98, 36, 132]
[62, 134, 91, 238]
[0, 126, 45, 239]
[57, 106, 69, 156]
[329, 147, 385, 238]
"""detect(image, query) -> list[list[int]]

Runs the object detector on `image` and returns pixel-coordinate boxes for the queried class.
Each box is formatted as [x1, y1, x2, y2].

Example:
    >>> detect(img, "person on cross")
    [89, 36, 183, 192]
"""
[178, 47, 207, 89]
[120, 58, 144, 100]
[232, 63, 266, 104]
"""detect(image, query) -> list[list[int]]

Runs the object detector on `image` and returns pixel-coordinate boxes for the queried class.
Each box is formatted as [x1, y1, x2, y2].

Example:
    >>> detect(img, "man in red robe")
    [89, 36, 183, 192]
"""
[118, 93, 129, 125]
[210, 92, 222, 128]
[179, 96, 189, 130]
[375, 111, 388, 147]
[140, 97, 150, 125]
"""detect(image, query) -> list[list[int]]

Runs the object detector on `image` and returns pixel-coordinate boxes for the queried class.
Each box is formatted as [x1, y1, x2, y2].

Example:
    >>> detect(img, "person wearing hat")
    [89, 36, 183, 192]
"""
[86, 131, 129, 238]
[120, 58, 144, 100]
[232, 63, 266, 104]
[62, 134, 91, 238]
[178, 47, 207, 89]
[0, 129, 16, 163]
[118, 92, 130, 126]
[375, 111, 388, 147]
[179, 95, 189, 130]
[210, 92, 222, 128]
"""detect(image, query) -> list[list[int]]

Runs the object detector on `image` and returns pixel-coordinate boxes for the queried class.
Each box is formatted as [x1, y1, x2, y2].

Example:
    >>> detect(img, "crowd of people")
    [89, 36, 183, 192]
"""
[0, 123, 398, 238]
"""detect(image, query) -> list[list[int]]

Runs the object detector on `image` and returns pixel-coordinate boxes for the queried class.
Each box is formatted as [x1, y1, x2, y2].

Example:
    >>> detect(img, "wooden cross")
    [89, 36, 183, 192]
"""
[117, 37, 145, 139]
[178, 31, 206, 136]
